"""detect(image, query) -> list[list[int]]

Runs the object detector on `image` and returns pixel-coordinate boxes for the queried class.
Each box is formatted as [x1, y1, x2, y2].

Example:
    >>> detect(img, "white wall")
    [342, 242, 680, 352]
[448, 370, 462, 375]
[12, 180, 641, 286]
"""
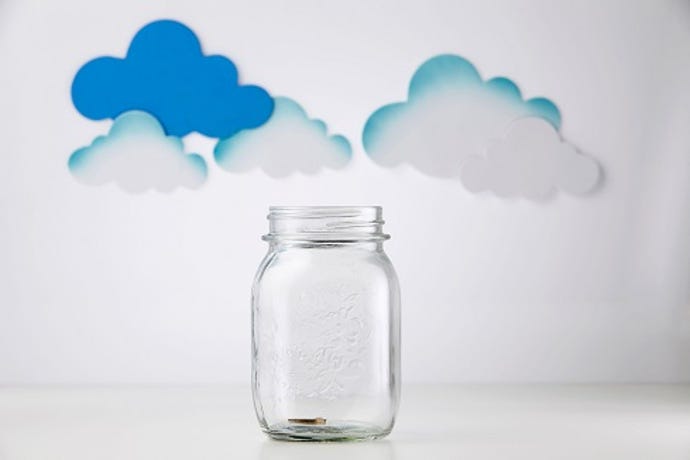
[1, 0, 689, 383]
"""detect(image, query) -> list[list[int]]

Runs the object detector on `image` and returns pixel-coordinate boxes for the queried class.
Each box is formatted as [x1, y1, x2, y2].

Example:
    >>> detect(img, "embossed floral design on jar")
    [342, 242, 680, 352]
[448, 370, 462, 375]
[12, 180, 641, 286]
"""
[252, 206, 401, 441]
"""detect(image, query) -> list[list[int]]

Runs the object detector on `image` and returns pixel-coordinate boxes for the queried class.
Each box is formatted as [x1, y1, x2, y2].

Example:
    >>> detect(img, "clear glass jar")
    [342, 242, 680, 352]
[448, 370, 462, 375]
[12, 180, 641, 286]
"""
[251, 206, 401, 441]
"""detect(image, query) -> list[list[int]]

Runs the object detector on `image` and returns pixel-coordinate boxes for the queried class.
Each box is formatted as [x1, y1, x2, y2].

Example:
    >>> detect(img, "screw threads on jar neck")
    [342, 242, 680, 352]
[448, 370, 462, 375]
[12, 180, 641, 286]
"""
[263, 206, 390, 243]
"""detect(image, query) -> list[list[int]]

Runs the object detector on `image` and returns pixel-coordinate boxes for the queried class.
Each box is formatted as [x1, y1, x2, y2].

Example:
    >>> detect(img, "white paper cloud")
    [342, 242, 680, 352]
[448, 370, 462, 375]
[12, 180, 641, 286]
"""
[214, 97, 352, 177]
[460, 117, 601, 200]
[363, 54, 562, 179]
[68, 111, 207, 193]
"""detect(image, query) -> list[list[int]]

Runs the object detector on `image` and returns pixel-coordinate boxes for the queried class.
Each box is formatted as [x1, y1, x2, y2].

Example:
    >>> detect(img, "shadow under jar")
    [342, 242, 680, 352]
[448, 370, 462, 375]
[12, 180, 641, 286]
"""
[251, 206, 401, 441]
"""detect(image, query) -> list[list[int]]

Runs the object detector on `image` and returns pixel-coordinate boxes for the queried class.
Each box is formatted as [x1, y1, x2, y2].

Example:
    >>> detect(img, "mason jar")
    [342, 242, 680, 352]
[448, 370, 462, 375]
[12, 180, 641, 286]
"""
[251, 206, 401, 441]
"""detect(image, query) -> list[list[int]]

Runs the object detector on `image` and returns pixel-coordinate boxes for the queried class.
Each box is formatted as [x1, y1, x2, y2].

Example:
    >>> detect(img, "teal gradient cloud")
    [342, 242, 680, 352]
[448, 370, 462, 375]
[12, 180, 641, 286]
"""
[362, 55, 563, 178]
[215, 97, 351, 177]
[405, 55, 561, 126]
[69, 111, 207, 193]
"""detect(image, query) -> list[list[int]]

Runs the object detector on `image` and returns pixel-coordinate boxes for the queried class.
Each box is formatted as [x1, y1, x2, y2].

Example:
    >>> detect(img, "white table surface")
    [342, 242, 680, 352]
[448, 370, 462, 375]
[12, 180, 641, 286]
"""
[0, 384, 688, 459]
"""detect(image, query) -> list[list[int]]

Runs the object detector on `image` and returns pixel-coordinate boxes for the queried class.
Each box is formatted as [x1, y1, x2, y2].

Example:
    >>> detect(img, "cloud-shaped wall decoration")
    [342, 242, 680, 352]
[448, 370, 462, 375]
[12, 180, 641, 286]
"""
[71, 19, 274, 138]
[460, 118, 600, 200]
[68, 111, 207, 193]
[214, 97, 352, 177]
[363, 54, 562, 179]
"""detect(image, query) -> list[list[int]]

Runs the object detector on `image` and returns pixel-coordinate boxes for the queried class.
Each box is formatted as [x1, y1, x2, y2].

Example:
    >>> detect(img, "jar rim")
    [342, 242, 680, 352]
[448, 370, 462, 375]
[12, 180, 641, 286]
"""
[268, 205, 381, 215]
[264, 205, 390, 242]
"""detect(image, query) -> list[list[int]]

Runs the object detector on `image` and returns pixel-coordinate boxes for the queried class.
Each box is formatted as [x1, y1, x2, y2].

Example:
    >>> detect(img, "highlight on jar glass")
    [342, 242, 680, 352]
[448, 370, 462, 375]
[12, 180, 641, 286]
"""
[251, 206, 401, 441]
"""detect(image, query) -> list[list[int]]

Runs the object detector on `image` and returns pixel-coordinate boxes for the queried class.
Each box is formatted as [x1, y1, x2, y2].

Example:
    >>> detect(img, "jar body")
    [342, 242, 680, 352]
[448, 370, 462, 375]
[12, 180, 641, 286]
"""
[252, 240, 400, 441]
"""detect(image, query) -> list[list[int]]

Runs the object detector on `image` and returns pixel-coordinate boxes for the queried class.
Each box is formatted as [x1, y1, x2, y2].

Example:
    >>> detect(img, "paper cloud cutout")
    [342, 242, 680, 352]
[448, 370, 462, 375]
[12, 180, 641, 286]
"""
[214, 97, 352, 177]
[363, 54, 561, 178]
[68, 111, 207, 193]
[71, 19, 274, 138]
[460, 117, 600, 200]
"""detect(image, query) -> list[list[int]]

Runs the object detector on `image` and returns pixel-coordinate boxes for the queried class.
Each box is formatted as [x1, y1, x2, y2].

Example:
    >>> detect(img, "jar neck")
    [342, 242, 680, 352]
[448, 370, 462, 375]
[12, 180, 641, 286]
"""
[269, 240, 384, 251]
[263, 206, 390, 246]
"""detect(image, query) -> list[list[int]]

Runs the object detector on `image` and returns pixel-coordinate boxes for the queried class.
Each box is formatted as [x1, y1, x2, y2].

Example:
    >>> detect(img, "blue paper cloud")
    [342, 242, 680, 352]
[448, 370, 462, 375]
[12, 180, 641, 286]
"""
[71, 20, 274, 138]
[69, 111, 208, 193]
[362, 54, 562, 178]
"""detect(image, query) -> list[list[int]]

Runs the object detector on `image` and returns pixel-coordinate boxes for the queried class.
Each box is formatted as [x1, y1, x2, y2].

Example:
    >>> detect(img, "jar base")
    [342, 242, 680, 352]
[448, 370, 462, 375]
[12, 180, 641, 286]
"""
[263, 421, 392, 442]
